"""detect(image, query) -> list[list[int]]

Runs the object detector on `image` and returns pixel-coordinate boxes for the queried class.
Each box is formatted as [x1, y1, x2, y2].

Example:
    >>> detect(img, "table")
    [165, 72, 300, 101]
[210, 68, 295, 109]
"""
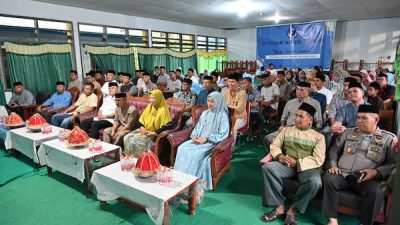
[91, 162, 199, 225]
[4, 126, 62, 163]
[37, 139, 120, 184]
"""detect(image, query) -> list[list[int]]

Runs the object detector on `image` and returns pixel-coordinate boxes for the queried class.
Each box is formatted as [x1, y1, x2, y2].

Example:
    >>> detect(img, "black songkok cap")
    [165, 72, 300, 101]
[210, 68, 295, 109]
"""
[203, 75, 213, 81]
[358, 104, 379, 115]
[108, 82, 119, 87]
[228, 73, 242, 81]
[348, 81, 363, 90]
[182, 78, 193, 85]
[298, 102, 316, 117]
[115, 93, 127, 98]
[297, 81, 311, 88]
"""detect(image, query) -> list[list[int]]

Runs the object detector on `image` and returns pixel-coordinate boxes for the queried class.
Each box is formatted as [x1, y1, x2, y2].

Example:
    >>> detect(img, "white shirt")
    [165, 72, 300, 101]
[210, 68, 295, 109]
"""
[317, 86, 333, 105]
[101, 80, 120, 96]
[189, 76, 199, 84]
[137, 78, 144, 89]
[97, 95, 116, 123]
[260, 83, 280, 109]
[157, 74, 170, 84]
[167, 79, 182, 92]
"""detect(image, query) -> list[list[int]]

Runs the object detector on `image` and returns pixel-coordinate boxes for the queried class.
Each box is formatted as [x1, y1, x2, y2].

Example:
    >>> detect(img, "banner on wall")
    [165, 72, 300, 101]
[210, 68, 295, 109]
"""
[256, 20, 336, 69]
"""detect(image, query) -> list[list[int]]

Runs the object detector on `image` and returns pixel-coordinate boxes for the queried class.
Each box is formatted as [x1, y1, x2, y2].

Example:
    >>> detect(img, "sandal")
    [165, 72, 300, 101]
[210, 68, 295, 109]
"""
[284, 214, 298, 225]
[261, 209, 285, 222]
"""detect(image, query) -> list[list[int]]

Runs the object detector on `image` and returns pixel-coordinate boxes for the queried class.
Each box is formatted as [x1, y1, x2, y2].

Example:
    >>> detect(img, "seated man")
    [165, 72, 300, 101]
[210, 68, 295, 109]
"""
[263, 81, 322, 153]
[165, 71, 181, 93]
[7, 82, 36, 118]
[101, 70, 119, 96]
[85, 72, 102, 90]
[376, 73, 395, 104]
[103, 93, 140, 146]
[94, 70, 105, 87]
[322, 105, 396, 225]
[261, 102, 325, 225]
[51, 83, 98, 128]
[243, 77, 262, 135]
[80, 82, 118, 139]
[157, 66, 170, 86]
[68, 70, 82, 90]
[137, 72, 157, 96]
[175, 78, 197, 125]
[196, 75, 215, 105]
[36, 81, 72, 122]
[119, 73, 134, 93]
[330, 81, 367, 134]
[260, 73, 280, 116]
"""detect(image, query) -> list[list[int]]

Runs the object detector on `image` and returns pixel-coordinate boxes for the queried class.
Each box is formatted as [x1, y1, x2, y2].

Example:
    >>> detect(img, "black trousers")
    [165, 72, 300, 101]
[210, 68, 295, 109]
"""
[321, 173, 385, 225]
[250, 112, 262, 129]
[80, 118, 113, 139]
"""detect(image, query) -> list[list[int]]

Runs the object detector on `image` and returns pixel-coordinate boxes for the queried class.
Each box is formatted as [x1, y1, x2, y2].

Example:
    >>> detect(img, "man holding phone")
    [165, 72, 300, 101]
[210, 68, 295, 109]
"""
[322, 104, 397, 225]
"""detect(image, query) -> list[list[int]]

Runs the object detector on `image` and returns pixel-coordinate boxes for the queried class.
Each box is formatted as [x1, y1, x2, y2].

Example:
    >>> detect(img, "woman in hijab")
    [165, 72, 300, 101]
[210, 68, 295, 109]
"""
[329, 69, 348, 95]
[123, 89, 171, 153]
[174, 92, 230, 191]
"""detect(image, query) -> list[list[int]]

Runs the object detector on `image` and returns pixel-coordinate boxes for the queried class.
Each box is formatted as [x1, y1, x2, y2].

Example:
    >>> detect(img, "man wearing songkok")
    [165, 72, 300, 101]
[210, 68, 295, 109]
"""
[119, 73, 134, 93]
[331, 81, 367, 134]
[68, 70, 82, 90]
[196, 75, 215, 105]
[263, 81, 322, 153]
[261, 102, 325, 225]
[7, 81, 36, 117]
[37, 81, 72, 122]
[51, 83, 97, 129]
[103, 93, 140, 147]
[322, 104, 397, 225]
[176, 78, 197, 127]
[222, 72, 247, 151]
[101, 70, 119, 96]
[80, 82, 118, 139]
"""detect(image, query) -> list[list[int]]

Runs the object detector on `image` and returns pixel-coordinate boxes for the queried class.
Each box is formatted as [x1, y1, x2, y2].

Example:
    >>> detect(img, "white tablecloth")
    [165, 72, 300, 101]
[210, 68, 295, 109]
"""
[4, 126, 62, 163]
[91, 162, 198, 225]
[37, 139, 120, 182]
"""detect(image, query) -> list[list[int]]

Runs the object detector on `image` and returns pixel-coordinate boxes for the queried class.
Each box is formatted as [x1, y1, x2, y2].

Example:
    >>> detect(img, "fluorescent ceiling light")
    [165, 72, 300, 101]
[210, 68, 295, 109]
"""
[216, 0, 270, 19]
[264, 12, 290, 23]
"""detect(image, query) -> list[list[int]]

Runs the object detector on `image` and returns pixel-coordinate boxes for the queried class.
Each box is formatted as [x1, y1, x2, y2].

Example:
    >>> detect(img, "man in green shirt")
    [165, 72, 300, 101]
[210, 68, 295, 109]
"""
[261, 102, 325, 225]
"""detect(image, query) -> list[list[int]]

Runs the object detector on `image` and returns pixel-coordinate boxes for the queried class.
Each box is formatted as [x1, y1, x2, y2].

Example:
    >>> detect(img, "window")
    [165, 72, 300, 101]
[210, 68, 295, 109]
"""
[0, 15, 74, 90]
[197, 36, 227, 52]
[151, 31, 194, 52]
[79, 23, 148, 47]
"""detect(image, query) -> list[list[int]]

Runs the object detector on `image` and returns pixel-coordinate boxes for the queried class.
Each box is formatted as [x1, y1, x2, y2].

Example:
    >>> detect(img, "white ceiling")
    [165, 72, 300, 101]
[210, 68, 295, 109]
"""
[34, 0, 400, 29]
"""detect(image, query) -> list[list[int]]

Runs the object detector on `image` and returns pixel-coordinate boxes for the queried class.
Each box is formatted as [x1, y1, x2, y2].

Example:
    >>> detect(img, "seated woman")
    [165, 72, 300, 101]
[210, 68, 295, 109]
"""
[123, 89, 172, 154]
[174, 92, 230, 191]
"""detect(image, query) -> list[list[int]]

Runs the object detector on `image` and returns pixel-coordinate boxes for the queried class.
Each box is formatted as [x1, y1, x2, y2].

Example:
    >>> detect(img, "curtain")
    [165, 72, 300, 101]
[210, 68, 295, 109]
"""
[197, 49, 228, 74]
[85, 45, 137, 75]
[5, 42, 73, 96]
[0, 75, 6, 105]
[137, 48, 197, 75]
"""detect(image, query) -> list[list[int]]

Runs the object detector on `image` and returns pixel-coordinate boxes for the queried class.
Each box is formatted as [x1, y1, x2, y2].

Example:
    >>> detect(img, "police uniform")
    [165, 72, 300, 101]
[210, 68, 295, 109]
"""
[322, 127, 396, 225]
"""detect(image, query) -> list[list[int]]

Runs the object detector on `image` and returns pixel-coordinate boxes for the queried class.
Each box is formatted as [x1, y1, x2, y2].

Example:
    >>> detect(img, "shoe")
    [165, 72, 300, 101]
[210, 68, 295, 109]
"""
[284, 214, 298, 225]
[261, 209, 285, 222]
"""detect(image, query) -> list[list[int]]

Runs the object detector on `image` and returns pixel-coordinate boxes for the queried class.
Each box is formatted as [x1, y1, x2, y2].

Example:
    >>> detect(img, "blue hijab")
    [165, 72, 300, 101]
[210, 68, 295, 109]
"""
[195, 92, 228, 137]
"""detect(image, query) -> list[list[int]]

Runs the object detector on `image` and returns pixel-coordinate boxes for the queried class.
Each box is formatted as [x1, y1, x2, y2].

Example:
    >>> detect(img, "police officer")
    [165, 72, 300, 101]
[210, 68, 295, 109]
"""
[322, 104, 397, 225]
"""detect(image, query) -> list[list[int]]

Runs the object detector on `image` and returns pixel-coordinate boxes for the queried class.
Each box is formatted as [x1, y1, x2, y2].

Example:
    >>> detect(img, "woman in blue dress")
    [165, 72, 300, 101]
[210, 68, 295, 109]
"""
[174, 92, 230, 190]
